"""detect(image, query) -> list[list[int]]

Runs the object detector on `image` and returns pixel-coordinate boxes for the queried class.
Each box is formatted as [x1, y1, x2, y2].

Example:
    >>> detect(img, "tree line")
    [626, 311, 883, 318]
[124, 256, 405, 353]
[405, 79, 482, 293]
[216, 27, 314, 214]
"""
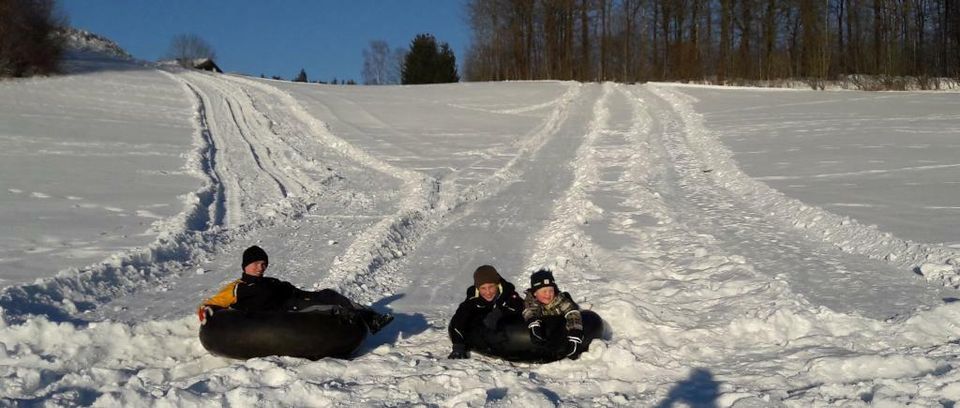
[362, 33, 459, 85]
[463, 0, 960, 87]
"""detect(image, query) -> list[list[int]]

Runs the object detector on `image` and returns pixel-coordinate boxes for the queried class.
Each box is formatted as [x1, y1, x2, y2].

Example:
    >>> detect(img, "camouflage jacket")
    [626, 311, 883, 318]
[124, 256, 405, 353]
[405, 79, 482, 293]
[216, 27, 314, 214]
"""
[522, 290, 582, 333]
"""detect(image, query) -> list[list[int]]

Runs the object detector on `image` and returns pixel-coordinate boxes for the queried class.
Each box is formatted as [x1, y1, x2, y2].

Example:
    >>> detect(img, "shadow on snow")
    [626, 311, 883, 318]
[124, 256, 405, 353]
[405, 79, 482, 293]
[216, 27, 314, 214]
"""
[655, 368, 720, 408]
[354, 293, 430, 356]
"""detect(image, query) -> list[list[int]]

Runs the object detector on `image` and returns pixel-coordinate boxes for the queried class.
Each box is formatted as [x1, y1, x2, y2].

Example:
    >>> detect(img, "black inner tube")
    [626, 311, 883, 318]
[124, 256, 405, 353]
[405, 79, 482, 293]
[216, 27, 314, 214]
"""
[459, 310, 604, 363]
[199, 308, 367, 360]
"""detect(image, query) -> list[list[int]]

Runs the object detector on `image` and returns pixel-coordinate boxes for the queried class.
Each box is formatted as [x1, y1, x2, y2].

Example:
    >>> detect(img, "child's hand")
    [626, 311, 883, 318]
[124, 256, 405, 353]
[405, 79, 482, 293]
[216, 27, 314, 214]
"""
[566, 328, 584, 359]
[528, 320, 546, 344]
[448, 344, 469, 359]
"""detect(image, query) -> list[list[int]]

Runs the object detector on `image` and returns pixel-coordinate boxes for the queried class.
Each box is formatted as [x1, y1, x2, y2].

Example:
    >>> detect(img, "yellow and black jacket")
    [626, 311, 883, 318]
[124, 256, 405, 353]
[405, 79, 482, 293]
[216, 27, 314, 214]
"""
[198, 274, 304, 322]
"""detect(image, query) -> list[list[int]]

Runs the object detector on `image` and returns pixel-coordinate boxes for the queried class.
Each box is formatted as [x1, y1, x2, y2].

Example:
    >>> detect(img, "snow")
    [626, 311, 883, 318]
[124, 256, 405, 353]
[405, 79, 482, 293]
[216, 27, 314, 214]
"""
[1, 52, 960, 406]
[0, 56, 198, 289]
[675, 84, 960, 247]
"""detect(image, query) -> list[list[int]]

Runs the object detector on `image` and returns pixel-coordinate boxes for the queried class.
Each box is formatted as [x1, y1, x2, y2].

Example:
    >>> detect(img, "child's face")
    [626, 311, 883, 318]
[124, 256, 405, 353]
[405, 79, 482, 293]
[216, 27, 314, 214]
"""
[534, 286, 555, 305]
[243, 260, 267, 277]
[478, 283, 499, 301]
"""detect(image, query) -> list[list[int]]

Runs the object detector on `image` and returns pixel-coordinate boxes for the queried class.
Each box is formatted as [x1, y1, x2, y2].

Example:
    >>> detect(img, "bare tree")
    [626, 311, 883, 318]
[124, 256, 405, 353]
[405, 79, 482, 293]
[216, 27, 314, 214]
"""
[362, 40, 398, 85]
[165, 33, 217, 67]
[0, 0, 66, 77]
[462, 0, 960, 86]
[391, 47, 406, 83]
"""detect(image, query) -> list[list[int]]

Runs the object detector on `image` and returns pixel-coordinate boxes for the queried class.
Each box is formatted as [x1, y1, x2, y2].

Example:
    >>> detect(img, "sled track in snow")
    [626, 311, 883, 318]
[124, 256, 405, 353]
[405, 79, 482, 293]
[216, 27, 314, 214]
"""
[216, 75, 585, 304]
[515, 82, 960, 402]
[217, 74, 439, 302]
[5, 76, 960, 406]
[180, 71, 328, 226]
[636, 85, 952, 319]
[648, 85, 960, 289]
[0, 71, 236, 324]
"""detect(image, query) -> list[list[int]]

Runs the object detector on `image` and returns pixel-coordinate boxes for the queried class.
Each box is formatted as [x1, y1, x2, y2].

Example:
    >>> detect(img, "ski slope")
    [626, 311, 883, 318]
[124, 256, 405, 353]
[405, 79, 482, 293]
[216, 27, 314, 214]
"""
[2, 54, 960, 406]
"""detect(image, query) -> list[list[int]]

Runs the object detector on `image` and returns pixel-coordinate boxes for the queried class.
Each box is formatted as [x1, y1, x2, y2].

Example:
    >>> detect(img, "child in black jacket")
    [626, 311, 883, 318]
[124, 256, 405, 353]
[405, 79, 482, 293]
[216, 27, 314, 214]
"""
[447, 265, 524, 359]
[199, 245, 393, 334]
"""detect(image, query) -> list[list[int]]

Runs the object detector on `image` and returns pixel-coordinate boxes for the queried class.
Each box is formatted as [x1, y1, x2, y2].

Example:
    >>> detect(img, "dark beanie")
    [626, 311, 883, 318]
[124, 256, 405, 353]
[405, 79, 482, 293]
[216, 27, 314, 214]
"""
[473, 265, 501, 287]
[529, 269, 557, 292]
[242, 245, 268, 269]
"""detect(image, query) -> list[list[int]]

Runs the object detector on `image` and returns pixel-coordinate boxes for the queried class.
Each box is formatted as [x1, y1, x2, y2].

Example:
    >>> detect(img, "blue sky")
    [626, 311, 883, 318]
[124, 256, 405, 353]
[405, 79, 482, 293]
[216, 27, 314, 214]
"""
[61, 0, 470, 82]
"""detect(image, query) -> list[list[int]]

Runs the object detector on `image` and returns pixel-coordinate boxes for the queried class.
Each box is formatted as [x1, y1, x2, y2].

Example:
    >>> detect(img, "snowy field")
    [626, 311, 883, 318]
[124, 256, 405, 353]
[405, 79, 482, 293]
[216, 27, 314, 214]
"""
[0, 53, 199, 288]
[678, 84, 960, 247]
[1, 52, 960, 407]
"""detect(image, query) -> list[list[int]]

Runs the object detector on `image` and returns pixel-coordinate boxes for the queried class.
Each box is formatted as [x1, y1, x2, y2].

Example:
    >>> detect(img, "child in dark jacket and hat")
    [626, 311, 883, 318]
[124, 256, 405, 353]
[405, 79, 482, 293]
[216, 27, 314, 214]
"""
[447, 265, 524, 359]
[523, 268, 584, 359]
[199, 245, 394, 334]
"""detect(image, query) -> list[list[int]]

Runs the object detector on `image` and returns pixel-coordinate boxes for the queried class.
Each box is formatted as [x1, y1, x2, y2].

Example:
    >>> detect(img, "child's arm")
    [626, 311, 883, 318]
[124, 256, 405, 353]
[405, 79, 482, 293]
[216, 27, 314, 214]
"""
[522, 292, 547, 343]
[521, 292, 542, 322]
[558, 293, 583, 333]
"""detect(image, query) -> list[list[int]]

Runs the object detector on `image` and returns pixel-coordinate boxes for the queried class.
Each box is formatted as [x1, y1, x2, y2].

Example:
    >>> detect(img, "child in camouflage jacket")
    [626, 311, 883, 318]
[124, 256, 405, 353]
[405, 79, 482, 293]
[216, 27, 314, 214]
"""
[522, 268, 584, 359]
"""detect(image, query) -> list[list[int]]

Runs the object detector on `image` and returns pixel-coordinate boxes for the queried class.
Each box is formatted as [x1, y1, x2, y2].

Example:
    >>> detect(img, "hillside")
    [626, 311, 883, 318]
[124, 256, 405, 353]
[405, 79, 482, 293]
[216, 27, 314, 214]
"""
[1, 52, 959, 406]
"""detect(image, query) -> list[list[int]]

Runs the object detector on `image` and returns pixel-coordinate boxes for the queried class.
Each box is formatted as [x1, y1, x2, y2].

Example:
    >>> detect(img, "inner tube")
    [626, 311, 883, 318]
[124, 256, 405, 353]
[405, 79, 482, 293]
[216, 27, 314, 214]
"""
[461, 310, 604, 363]
[199, 308, 367, 360]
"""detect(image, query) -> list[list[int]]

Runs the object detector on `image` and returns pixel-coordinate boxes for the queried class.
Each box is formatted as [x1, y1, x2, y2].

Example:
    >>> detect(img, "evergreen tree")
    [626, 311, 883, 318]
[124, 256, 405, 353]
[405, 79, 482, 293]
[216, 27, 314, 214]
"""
[437, 43, 460, 83]
[293, 68, 308, 82]
[402, 33, 459, 84]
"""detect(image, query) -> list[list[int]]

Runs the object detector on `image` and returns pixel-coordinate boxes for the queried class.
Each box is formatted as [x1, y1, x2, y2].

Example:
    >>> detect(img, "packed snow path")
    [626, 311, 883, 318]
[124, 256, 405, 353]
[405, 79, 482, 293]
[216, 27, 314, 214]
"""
[2, 68, 960, 406]
[639, 85, 954, 320]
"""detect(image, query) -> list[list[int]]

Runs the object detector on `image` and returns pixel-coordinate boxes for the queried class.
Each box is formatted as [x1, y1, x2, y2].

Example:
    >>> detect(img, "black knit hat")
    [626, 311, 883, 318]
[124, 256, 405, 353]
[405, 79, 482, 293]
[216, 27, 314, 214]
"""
[242, 245, 268, 269]
[473, 265, 501, 287]
[529, 269, 557, 292]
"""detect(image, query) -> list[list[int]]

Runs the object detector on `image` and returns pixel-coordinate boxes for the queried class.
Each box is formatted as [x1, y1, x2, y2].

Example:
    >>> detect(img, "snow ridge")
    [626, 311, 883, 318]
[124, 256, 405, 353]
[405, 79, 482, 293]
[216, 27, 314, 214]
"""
[526, 82, 612, 275]
[649, 84, 960, 288]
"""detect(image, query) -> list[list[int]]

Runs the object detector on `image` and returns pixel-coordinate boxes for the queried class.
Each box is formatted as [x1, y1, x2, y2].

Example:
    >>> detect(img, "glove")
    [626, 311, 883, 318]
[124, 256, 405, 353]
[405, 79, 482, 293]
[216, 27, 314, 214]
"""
[448, 343, 469, 359]
[482, 308, 503, 330]
[528, 320, 546, 344]
[198, 306, 214, 324]
[566, 329, 584, 359]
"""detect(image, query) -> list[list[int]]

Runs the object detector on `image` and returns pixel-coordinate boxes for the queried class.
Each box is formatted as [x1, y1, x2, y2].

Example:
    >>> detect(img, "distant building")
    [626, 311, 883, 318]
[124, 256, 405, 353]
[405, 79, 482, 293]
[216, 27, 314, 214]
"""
[191, 58, 222, 73]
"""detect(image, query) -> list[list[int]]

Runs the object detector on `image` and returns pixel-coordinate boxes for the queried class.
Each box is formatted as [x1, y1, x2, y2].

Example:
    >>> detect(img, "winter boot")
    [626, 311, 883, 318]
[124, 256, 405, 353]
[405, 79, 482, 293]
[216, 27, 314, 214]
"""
[360, 310, 394, 334]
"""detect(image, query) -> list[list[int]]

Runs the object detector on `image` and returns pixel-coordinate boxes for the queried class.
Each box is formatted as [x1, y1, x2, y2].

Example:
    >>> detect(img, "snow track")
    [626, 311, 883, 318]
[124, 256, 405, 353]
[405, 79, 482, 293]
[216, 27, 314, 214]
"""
[638, 85, 953, 320]
[648, 85, 960, 289]
[515, 83, 960, 404]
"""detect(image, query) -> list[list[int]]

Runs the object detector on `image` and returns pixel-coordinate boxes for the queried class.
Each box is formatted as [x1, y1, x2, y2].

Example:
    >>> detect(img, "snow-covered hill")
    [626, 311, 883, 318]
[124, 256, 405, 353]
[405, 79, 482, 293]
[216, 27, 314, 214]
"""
[60, 27, 133, 59]
[1, 52, 959, 406]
